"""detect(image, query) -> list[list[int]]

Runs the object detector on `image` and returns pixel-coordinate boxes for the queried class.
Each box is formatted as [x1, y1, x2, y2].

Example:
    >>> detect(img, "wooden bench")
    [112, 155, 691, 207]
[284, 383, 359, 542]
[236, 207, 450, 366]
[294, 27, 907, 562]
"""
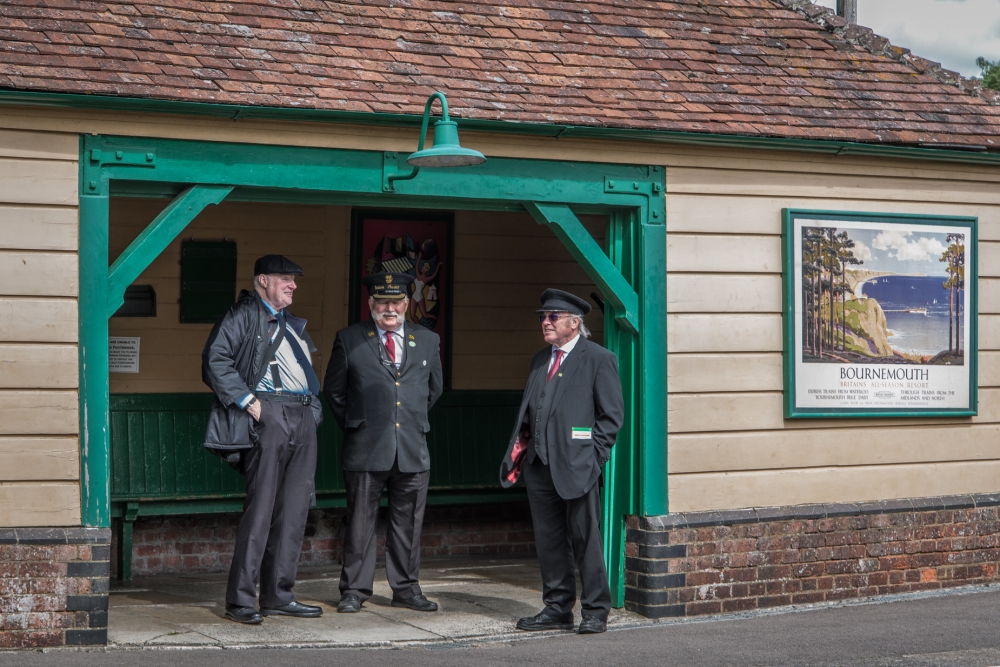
[110, 391, 524, 580]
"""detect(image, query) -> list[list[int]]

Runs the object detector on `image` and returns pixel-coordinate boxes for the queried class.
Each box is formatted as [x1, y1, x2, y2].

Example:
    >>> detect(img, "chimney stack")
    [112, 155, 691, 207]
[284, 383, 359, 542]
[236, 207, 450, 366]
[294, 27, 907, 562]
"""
[837, 0, 857, 23]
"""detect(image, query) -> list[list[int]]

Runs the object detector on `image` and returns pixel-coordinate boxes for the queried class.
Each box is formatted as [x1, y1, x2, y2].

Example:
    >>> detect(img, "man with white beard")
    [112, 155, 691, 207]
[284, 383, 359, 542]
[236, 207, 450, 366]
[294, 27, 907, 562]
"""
[323, 272, 444, 613]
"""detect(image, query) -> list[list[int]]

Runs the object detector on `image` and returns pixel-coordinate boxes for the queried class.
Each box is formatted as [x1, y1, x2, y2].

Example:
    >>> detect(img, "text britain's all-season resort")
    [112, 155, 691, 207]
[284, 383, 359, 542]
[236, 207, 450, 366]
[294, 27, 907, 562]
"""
[2, 0, 1000, 648]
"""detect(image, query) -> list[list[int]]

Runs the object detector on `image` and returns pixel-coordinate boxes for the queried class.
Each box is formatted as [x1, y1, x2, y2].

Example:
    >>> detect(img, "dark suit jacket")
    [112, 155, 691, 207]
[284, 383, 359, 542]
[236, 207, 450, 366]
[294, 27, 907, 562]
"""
[499, 336, 624, 499]
[323, 319, 443, 473]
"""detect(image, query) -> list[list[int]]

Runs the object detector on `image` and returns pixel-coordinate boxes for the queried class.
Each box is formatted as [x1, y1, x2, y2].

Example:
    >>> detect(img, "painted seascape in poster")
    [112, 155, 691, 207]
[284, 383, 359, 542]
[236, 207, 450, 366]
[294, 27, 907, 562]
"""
[785, 211, 976, 417]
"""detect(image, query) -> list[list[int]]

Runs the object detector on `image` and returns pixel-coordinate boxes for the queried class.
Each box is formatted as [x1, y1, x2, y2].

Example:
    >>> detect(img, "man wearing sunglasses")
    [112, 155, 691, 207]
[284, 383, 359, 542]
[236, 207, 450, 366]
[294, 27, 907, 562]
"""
[499, 289, 624, 635]
[323, 272, 443, 614]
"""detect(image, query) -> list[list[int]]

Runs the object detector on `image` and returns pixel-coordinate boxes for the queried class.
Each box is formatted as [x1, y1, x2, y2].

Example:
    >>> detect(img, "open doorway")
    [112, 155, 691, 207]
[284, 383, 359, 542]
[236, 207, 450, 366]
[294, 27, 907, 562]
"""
[105, 198, 608, 585]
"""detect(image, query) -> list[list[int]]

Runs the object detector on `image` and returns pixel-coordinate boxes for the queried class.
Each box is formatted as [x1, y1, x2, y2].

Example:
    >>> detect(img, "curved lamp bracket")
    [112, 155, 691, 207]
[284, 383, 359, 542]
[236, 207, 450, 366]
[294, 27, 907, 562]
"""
[385, 91, 484, 191]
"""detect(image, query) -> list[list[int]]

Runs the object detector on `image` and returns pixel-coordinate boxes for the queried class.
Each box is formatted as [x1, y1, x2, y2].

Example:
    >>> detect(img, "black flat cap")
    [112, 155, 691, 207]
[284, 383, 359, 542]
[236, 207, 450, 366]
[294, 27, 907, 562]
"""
[254, 254, 304, 276]
[537, 288, 591, 316]
[362, 272, 414, 299]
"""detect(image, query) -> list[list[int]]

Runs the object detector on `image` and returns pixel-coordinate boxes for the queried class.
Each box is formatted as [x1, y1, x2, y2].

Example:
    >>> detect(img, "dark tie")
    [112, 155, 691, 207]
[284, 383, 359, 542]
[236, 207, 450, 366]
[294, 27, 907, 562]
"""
[546, 349, 564, 383]
[384, 331, 396, 366]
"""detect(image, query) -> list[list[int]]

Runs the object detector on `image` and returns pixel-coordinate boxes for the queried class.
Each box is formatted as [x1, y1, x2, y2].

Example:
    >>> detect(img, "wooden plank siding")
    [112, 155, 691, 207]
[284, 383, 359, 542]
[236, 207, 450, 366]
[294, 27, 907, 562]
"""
[666, 176, 1000, 513]
[5, 107, 1000, 521]
[108, 204, 604, 394]
[0, 128, 81, 527]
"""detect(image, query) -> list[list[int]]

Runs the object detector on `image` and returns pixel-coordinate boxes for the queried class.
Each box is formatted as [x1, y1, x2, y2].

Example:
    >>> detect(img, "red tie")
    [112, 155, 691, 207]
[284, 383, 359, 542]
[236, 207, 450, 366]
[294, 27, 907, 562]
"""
[546, 349, 564, 383]
[384, 331, 396, 364]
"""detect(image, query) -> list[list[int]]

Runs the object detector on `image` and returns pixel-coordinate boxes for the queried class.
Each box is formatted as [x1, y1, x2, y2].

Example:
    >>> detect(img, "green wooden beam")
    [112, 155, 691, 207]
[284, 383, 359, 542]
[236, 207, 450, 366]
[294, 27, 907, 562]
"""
[525, 202, 639, 333]
[638, 220, 668, 517]
[107, 184, 233, 316]
[80, 188, 111, 527]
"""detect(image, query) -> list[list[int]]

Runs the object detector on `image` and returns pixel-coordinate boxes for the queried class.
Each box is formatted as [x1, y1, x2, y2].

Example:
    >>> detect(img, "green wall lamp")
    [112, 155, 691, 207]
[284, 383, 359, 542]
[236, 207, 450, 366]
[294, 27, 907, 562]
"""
[385, 91, 486, 190]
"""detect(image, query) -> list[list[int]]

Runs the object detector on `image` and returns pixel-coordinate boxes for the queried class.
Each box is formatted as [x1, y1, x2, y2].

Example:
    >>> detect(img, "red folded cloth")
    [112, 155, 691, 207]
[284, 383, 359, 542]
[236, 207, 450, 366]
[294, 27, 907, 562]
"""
[506, 430, 530, 484]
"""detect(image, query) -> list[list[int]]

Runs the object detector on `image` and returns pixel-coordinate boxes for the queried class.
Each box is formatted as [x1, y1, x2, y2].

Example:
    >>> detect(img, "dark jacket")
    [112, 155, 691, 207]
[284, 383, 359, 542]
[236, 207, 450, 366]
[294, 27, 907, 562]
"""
[499, 336, 624, 499]
[323, 319, 443, 473]
[202, 289, 321, 451]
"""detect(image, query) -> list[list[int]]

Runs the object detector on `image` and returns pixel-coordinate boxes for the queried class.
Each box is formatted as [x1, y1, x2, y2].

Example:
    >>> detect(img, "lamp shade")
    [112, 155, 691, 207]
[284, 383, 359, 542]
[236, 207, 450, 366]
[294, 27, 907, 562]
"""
[406, 120, 486, 167]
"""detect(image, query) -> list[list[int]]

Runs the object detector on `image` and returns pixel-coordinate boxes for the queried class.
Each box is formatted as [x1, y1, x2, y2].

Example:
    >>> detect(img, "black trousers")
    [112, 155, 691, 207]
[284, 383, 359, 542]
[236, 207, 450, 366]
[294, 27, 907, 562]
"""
[226, 400, 317, 608]
[523, 457, 611, 620]
[339, 458, 430, 601]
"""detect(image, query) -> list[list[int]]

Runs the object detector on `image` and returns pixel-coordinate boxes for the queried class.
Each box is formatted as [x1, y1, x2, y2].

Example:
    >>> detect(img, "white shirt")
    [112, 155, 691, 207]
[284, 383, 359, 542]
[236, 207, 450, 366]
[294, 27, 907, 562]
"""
[548, 334, 580, 372]
[376, 322, 405, 368]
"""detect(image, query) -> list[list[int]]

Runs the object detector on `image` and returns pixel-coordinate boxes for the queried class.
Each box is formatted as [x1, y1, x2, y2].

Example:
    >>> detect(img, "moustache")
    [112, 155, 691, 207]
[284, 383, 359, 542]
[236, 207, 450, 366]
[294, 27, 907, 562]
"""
[371, 310, 402, 323]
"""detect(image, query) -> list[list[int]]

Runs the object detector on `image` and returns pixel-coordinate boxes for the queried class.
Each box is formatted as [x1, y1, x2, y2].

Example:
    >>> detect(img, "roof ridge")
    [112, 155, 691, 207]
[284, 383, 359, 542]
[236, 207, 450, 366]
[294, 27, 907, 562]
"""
[777, 0, 1000, 107]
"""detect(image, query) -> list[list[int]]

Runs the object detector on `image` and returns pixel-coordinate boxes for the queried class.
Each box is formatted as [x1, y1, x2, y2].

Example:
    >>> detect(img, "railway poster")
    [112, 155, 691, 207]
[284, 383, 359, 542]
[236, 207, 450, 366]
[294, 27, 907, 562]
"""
[783, 210, 977, 418]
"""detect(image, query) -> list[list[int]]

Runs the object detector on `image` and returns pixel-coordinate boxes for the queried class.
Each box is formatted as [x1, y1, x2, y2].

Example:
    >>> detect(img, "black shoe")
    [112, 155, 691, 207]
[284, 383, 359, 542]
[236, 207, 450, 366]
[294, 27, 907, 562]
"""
[516, 609, 575, 631]
[337, 594, 362, 613]
[260, 600, 323, 618]
[390, 594, 438, 612]
[577, 616, 607, 634]
[224, 604, 263, 625]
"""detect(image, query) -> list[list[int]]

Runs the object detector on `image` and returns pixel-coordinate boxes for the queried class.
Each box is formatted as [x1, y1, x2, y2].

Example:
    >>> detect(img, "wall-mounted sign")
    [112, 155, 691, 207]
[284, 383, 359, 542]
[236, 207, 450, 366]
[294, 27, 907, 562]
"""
[109, 337, 140, 373]
[350, 210, 454, 387]
[783, 210, 977, 418]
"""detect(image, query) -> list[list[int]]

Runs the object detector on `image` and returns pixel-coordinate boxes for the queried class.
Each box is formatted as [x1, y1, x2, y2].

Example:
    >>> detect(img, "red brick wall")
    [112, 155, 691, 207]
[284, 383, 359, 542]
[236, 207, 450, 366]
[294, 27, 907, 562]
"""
[625, 494, 1000, 618]
[112, 502, 535, 578]
[0, 528, 110, 649]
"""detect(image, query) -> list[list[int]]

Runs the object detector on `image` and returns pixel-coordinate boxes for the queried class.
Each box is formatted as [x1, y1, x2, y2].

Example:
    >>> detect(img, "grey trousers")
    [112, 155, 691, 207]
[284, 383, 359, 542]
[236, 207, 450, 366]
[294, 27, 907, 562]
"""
[339, 459, 430, 601]
[523, 457, 611, 620]
[226, 400, 317, 608]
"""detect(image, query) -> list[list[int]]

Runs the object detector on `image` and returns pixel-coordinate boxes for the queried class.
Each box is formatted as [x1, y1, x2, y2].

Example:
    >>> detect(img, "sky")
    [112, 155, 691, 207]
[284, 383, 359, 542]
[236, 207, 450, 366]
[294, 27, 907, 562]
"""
[812, 0, 1000, 77]
[848, 227, 952, 275]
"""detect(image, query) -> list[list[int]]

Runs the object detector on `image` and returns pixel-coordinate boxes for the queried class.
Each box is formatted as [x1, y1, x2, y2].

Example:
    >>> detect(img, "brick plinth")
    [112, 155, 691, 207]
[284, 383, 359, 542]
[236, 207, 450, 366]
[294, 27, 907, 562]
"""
[625, 494, 1000, 619]
[0, 528, 111, 648]
[112, 502, 534, 579]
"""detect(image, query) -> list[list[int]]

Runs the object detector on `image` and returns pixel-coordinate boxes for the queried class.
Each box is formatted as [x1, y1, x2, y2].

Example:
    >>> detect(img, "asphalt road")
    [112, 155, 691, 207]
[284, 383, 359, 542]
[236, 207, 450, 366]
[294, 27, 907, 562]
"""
[5, 586, 1000, 667]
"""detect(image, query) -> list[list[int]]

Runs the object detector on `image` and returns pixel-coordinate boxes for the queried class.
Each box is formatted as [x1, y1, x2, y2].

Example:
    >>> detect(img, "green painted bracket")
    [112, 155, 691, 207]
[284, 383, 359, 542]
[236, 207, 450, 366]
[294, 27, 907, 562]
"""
[525, 202, 639, 333]
[107, 184, 234, 316]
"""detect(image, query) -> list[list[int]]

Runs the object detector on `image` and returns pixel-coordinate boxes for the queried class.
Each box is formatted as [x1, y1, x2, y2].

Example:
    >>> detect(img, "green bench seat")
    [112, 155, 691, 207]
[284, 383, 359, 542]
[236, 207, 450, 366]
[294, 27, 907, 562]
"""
[110, 391, 524, 580]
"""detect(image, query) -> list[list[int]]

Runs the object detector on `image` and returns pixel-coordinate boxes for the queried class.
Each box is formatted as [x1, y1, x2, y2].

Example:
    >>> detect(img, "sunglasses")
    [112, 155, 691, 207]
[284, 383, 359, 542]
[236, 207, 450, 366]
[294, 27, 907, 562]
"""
[538, 313, 571, 323]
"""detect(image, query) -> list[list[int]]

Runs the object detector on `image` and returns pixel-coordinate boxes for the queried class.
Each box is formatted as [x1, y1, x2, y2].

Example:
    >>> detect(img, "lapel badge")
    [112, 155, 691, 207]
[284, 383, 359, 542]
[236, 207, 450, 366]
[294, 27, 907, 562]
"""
[423, 360, 427, 366]
[558, 373, 563, 377]
[367, 331, 375, 337]
[409, 341, 416, 347]
[408, 334, 415, 340]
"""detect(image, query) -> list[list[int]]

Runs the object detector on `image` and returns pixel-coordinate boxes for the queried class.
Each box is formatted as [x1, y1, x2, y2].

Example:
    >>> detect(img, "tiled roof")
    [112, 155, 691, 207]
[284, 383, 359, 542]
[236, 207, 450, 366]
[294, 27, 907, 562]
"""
[1, 0, 999, 149]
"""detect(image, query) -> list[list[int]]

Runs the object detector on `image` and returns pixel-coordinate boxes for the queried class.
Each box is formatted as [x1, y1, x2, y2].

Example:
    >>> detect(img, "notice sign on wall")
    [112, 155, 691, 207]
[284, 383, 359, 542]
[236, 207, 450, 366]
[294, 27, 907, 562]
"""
[783, 210, 977, 418]
[109, 337, 140, 373]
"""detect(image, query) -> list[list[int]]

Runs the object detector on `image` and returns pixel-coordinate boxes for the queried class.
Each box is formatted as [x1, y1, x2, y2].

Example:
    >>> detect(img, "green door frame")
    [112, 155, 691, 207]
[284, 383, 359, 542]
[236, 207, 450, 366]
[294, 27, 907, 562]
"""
[79, 134, 667, 605]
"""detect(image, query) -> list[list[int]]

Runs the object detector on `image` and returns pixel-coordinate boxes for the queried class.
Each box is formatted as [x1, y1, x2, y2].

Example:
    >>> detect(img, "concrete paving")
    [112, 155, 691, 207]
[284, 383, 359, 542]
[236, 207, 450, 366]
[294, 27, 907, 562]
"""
[6, 578, 1000, 666]
[107, 556, 650, 648]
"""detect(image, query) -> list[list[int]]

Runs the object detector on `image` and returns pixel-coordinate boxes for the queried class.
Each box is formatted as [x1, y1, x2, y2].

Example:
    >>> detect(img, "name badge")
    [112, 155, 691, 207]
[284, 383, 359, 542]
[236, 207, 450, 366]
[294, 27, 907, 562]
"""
[572, 427, 592, 440]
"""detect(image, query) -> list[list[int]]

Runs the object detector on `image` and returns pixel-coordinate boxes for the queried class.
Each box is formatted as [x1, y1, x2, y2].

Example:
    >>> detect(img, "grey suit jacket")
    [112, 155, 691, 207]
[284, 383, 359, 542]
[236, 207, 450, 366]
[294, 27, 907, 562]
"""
[323, 319, 443, 473]
[499, 336, 624, 499]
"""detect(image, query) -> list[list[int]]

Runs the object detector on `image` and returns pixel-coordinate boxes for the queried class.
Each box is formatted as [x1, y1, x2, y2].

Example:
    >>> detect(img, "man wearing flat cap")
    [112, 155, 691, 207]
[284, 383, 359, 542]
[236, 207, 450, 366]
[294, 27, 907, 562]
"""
[202, 254, 324, 624]
[323, 272, 444, 613]
[500, 289, 624, 634]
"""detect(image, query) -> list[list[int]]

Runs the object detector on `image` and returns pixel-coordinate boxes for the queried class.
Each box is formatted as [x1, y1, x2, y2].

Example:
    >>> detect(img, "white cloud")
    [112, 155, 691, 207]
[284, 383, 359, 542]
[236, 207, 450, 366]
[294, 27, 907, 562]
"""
[811, 0, 1000, 77]
[871, 230, 946, 262]
[871, 229, 911, 251]
[850, 240, 873, 262]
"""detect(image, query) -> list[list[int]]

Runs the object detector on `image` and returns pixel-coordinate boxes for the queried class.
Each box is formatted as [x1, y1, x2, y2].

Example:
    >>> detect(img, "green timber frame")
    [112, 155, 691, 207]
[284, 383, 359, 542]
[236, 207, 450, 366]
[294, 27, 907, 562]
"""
[79, 134, 667, 605]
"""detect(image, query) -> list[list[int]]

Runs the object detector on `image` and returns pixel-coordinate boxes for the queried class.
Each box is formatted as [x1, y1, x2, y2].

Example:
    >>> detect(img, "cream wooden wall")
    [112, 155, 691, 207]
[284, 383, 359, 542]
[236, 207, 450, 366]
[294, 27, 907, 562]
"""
[108, 199, 349, 393]
[7, 102, 995, 518]
[109, 203, 603, 393]
[0, 128, 81, 527]
[451, 210, 605, 390]
[666, 163, 1000, 513]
